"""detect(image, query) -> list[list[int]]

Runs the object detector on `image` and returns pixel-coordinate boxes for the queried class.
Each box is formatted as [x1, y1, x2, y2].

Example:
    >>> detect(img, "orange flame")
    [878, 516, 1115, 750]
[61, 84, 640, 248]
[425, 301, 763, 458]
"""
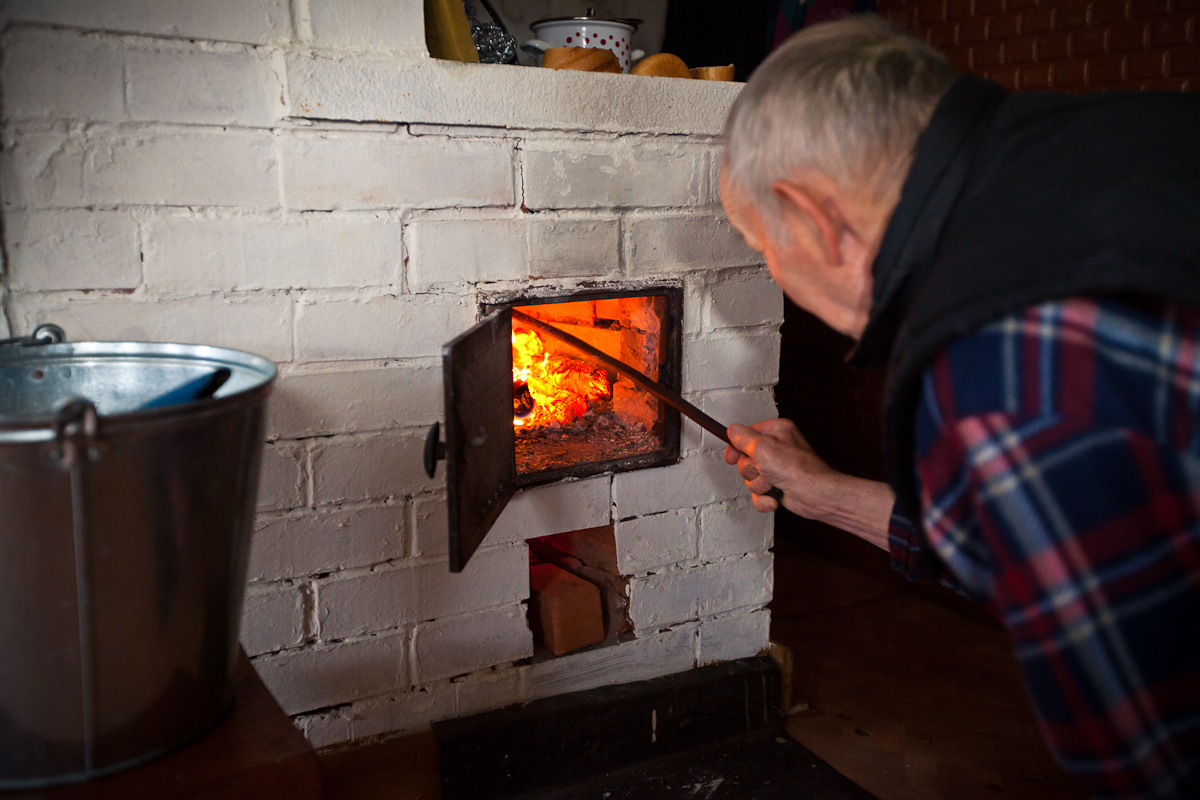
[512, 324, 611, 428]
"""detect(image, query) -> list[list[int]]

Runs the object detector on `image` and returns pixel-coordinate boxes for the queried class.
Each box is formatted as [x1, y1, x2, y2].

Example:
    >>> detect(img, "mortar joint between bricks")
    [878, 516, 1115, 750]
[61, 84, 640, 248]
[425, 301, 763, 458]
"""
[300, 580, 319, 645]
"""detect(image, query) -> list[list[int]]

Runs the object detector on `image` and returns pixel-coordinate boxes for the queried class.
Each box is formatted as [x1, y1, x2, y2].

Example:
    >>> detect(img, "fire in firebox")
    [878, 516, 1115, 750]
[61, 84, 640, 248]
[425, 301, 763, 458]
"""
[432, 287, 682, 571]
[511, 323, 611, 427]
[508, 292, 681, 483]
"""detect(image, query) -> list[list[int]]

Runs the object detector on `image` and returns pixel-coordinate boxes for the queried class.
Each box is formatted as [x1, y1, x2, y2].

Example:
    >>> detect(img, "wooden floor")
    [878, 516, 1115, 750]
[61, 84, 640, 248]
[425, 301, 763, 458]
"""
[774, 534, 1091, 800]
[319, 533, 1093, 800]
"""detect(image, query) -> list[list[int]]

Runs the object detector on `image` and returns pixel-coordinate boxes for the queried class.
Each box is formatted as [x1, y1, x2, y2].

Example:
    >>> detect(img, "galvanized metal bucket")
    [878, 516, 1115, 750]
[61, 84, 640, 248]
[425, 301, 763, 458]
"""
[0, 327, 276, 788]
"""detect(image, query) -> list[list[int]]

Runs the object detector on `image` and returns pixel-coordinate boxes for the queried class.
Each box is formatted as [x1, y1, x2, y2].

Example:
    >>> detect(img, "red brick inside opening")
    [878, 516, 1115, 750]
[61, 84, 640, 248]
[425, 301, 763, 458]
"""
[527, 526, 630, 658]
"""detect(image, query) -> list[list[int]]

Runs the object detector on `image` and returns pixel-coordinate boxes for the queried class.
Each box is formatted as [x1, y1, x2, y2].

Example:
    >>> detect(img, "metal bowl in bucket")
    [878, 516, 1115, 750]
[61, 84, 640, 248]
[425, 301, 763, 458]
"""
[0, 330, 276, 788]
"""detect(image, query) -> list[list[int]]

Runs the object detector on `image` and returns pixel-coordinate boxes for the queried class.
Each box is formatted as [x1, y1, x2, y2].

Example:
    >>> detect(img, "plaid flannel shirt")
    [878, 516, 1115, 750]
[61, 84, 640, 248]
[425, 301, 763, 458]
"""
[887, 296, 1200, 799]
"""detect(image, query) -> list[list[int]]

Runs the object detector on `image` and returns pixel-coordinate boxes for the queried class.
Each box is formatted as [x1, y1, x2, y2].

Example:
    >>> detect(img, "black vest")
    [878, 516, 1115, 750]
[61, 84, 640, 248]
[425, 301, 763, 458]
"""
[849, 75, 1200, 521]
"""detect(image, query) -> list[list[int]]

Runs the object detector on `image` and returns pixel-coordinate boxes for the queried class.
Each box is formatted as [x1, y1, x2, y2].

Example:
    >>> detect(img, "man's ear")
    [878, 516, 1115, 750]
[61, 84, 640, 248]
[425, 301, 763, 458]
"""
[771, 178, 846, 266]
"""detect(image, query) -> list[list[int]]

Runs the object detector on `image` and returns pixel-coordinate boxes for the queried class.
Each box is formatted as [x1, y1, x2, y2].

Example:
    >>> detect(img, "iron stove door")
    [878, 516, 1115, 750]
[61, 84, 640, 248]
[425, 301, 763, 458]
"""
[442, 307, 516, 572]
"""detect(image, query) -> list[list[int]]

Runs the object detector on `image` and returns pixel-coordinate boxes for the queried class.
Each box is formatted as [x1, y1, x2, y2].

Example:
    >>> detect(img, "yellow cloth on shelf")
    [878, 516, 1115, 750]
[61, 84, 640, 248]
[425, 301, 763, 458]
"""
[424, 0, 479, 62]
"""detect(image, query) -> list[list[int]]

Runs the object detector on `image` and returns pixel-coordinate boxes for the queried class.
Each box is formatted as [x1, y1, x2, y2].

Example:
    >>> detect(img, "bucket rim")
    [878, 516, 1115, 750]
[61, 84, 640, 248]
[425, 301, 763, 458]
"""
[0, 340, 277, 439]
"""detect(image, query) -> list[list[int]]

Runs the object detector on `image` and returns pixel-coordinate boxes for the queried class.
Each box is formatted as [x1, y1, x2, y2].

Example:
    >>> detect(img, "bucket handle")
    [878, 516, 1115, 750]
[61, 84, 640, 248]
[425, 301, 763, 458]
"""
[44, 397, 103, 772]
[0, 322, 67, 348]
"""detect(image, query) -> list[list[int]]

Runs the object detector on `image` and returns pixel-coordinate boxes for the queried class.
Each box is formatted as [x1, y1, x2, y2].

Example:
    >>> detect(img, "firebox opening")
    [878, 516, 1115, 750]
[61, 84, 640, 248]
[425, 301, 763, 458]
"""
[527, 525, 631, 659]
[501, 287, 682, 488]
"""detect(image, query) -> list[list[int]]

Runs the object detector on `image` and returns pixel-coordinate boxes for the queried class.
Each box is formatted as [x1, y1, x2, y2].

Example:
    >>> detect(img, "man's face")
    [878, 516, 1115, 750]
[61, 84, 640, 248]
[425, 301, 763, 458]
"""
[720, 167, 860, 337]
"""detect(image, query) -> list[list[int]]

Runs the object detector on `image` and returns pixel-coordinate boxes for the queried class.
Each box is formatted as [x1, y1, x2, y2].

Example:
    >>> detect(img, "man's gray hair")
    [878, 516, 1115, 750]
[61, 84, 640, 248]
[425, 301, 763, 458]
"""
[723, 15, 957, 215]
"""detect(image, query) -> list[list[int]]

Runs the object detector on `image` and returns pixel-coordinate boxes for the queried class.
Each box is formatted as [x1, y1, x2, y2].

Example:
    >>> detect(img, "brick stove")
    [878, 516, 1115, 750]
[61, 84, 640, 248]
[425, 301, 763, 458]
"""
[436, 287, 683, 571]
[0, 0, 782, 750]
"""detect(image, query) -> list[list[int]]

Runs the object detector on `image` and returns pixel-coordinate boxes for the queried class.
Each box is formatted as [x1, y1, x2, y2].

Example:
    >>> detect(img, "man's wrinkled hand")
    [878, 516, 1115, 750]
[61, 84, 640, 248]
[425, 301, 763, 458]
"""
[725, 419, 835, 515]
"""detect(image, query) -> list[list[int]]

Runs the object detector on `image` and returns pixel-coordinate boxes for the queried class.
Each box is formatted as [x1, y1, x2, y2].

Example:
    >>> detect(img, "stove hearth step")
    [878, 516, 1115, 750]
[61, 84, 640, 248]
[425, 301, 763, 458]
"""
[433, 656, 793, 800]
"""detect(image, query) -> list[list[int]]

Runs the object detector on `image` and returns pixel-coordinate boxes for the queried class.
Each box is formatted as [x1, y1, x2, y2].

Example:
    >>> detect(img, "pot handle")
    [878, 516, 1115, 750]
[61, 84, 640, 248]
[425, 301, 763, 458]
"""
[521, 38, 551, 57]
[630, 48, 645, 62]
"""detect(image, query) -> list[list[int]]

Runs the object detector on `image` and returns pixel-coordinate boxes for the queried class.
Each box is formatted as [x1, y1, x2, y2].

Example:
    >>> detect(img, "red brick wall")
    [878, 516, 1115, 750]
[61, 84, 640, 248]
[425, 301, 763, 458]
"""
[877, 0, 1200, 91]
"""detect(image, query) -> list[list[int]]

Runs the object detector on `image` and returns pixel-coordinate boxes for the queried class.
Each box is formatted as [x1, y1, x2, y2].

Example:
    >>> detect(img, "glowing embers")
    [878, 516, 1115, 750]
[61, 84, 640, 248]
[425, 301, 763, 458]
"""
[512, 324, 611, 428]
[508, 290, 680, 484]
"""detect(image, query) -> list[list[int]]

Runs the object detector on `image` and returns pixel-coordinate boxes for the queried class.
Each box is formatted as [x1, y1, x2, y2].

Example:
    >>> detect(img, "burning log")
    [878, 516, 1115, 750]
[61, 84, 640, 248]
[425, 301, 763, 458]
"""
[513, 380, 535, 418]
[512, 323, 611, 429]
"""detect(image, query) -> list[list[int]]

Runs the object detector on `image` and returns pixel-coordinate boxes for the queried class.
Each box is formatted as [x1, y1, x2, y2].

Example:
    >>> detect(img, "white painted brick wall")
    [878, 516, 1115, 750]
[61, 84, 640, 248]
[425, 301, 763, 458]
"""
[522, 139, 708, 210]
[2, 130, 87, 209]
[284, 50, 741, 136]
[612, 450, 746, 519]
[0, 30, 126, 123]
[336, 681, 458, 742]
[308, 0, 427, 54]
[143, 212, 401, 293]
[0, 0, 293, 45]
[699, 388, 778, 450]
[613, 509, 698, 575]
[0, 3, 775, 750]
[316, 545, 528, 640]
[241, 582, 308, 656]
[412, 545, 529, 623]
[0, 26, 282, 128]
[678, 401, 708, 456]
[454, 668, 524, 719]
[316, 567, 414, 641]
[484, 477, 612, 547]
[684, 333, 781, 392]
[249, 506, 406, 582]
[268, 363, 441, 439]
[88, 130, 280, 208]
[411, 494, 451, 558]
[706, 269, 785, 330]
[294, 709, 352, 750]
[413, 477, 638, 558]
[407, 218, 528, 291]
[626, 552, 774, 632]
[281, 133, 515, 211]
[258, 441, 307, 512]
[4, 210, 140, 291]
[529, 216, 620, 279]
[682, 274, 707, 339]
[625, 213, 760, 275]
[697, 608, 771, 666]
[524, 624, 696, 702]
[0, 128, 277, 210]
[699, 499, 774, 562]
[8, 293, 294, 364]
[681, 386, 776, 456]
[295, 294, 475, 362]
[253, 631, 409, 715]
[295, 619, 699, 744]
[310, 432, 437, 505]
[126, 46, 284, 126]
[703, 144, 725, 206]
[412, 604, 533, 683]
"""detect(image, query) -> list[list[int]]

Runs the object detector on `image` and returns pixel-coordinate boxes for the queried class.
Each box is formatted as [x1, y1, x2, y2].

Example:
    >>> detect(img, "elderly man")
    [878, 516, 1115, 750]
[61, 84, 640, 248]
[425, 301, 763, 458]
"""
[720, 15, 1200, 800]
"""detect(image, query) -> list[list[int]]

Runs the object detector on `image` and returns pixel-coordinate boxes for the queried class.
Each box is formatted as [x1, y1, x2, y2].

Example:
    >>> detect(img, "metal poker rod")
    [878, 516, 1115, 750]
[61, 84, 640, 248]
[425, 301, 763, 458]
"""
[510, 308, 784, 503]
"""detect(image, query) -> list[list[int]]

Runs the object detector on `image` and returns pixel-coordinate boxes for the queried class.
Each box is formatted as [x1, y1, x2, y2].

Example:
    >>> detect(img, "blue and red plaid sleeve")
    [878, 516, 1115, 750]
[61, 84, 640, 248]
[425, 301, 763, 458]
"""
[892, 296, 1200, 799]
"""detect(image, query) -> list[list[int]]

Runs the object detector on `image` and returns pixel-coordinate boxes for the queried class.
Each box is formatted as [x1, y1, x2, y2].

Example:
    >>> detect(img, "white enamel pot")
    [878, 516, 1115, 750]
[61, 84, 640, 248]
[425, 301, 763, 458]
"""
[523, 11, 644, 73]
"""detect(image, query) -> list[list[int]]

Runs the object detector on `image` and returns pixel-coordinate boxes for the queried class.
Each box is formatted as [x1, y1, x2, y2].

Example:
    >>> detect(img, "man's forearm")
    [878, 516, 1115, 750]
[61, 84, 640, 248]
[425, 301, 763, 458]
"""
[804, 473, 895, 551]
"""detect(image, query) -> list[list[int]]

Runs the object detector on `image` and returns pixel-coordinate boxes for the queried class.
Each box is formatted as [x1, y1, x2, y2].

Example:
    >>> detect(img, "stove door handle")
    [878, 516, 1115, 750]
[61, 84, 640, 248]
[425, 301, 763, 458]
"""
[424, 421, 447, 479]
